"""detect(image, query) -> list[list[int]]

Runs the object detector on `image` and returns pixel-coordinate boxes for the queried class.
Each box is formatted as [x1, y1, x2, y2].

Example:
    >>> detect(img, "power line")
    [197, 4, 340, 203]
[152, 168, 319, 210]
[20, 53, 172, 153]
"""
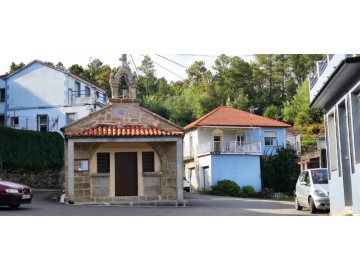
[140, 54, 186, 80]
[129, 54, 139, 76]
[176, 54, 254, 57]
[155, 54, 188, 69]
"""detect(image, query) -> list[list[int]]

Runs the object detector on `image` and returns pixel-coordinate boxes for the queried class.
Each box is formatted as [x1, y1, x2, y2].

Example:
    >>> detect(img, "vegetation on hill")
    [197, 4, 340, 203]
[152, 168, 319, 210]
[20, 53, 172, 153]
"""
[8, 54, 325, 152]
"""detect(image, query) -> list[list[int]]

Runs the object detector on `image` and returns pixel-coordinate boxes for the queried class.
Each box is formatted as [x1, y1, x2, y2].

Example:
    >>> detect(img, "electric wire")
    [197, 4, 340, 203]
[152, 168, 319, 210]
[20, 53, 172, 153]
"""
[129, 54, 139, 76]
[140, 54, 186, 80]
[155, 54, 188, 69]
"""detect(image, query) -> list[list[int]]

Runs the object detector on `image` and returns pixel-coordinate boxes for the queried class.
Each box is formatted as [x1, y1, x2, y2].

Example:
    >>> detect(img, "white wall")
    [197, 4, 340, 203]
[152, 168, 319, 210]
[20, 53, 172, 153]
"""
[7, 62, 68, 109]
[5, 61, 108, 132]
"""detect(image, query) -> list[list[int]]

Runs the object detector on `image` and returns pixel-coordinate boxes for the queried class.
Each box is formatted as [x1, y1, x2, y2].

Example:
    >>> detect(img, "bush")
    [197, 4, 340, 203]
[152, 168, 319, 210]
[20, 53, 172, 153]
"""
[0, 127, 64, 170]
[210, 179, 242, 197]
[242, 185, 256, 198]
[261, 145, 300, 193]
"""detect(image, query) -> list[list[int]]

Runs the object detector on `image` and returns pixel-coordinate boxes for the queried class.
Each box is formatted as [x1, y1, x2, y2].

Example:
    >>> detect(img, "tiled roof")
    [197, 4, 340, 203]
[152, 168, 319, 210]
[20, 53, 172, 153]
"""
[65, 124, 184, 138]
[286, 127, 300, 136]
[184, 106, 291, 130]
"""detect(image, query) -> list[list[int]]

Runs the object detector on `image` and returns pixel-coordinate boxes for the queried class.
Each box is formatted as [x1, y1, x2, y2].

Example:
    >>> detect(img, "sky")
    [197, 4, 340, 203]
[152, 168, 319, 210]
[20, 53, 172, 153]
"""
[2, 1, 360, 268]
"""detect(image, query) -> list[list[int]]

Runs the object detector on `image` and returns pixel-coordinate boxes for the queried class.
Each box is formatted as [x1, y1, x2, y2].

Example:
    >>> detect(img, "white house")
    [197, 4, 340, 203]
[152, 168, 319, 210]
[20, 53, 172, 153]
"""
[3, 60, 108, 132]
[309, 54, 360, 215]
[285, 127, 301, 155]
[0, 75, 5, 126]
[183, 106, 291, 192]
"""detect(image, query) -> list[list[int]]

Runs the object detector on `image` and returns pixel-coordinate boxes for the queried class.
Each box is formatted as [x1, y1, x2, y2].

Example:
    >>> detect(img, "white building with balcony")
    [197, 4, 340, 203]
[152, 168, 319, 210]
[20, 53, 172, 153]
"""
[309, 54, 360, 215]
[183, 106, 291, 192]
[3, 60, 108, 132]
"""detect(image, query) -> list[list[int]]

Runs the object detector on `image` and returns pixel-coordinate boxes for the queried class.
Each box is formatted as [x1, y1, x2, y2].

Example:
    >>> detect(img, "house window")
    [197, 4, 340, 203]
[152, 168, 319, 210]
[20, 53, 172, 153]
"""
[236, 131, 246, 145]
[37, 115, 48, 132]
[75, 81, 81, 97]
[142, 152, 154, 172]
[351, 91, 360, 163]
[66, 113, 77, 125]
[11, 116, 19, 127]
[97, 153, 110, 173]
[0, 88, 5, 101]
[264, 131, 278, 146]
[85, 86, 90, 97]
[0, 115, 4, 127]
[213, 129, 223, 152]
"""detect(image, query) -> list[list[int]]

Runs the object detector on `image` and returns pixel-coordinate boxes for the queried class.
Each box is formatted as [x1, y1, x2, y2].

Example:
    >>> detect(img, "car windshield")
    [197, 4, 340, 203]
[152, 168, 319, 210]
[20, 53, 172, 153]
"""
[311, 169, 328, 184]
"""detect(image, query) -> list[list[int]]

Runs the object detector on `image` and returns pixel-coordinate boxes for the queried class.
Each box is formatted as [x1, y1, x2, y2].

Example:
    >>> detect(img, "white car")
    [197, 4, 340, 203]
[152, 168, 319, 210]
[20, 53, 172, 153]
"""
[183, 178, 190, 192]
[294, 168, 330, 213]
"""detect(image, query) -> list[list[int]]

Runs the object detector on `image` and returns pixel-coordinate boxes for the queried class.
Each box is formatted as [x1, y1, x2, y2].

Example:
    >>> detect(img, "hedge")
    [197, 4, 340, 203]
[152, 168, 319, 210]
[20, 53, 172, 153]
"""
[0, 127, 64, 170]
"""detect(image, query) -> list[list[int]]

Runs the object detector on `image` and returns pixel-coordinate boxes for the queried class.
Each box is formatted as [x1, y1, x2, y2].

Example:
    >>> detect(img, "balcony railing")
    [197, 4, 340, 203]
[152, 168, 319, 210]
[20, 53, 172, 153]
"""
[309, 54, 355, 104]
[197, 141, 261, 156]
[69, 89, 108, 107]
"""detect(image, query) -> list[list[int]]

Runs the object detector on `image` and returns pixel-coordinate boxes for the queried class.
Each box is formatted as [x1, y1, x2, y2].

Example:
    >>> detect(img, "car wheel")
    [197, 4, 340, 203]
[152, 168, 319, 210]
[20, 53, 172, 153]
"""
[309, 197, 317, 214]
[295, 196, 303, 210]
[184, 187, 190, 192]
[8, 204, 20, 209]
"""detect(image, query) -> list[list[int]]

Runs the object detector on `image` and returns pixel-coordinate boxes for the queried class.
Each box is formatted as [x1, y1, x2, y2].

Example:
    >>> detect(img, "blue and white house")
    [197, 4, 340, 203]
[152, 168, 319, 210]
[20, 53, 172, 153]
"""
[183, 106, 291, 192]
[2, 60, 108, 133]
[309, 54, 360, 215]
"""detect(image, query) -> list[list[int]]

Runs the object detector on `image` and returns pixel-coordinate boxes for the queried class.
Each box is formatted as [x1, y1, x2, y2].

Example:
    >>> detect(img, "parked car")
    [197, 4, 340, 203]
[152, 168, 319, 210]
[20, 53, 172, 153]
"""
[0, 178, 33, 208]
[183, 178, 190, 192]
[294, 168, 330, 213]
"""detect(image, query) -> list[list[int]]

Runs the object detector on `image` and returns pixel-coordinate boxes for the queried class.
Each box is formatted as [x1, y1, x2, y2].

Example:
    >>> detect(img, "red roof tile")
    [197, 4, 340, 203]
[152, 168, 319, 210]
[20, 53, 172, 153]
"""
[184, 106, 291, 130]
[65, 124, 184, 138]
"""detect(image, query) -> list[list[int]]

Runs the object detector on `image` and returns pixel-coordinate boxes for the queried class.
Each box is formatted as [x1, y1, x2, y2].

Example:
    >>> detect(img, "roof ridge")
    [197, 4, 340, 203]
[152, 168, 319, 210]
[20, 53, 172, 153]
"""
[184, 106, 224, 130]
[184, 106, 290, 130]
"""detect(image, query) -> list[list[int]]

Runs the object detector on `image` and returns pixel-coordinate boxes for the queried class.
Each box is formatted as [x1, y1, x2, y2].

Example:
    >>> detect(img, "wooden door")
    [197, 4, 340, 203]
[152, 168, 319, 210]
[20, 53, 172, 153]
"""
[115, 152, 138, 196]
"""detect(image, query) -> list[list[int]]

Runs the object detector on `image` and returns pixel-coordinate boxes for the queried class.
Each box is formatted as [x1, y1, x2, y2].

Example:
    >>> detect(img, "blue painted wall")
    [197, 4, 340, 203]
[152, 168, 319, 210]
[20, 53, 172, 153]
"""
[210, 154, 261, 192]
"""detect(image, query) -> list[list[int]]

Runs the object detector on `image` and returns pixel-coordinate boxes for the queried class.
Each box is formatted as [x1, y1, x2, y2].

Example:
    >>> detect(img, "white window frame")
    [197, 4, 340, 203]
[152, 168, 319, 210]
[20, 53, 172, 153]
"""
[236, 130, 246, 145]
[37, 115, 48, 132]
[264, 130, 278, 146]
[66, 112, 77, 125]
[11, 116, 19, 127]
[212, 129, 223, 152]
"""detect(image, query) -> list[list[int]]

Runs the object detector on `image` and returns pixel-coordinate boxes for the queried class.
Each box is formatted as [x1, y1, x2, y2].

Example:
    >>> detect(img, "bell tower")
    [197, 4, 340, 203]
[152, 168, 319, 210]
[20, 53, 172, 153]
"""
[109, 54, 138, 100]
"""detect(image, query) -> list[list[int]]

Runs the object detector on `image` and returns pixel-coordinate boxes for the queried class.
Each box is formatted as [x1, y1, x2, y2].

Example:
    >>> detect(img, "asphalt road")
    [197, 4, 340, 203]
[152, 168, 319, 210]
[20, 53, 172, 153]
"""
[0, 190, 329, 216]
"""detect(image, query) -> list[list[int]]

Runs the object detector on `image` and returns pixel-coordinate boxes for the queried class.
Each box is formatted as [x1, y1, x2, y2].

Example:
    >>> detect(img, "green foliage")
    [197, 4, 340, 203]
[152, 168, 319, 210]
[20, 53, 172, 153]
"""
[263, 105, 282, 120]
[261, 145, 300, 193]
[8, 62, 25, 74]
[242, 185, 256, 198]
[210, 179, 242, 197]
[0, 127, 64, 171]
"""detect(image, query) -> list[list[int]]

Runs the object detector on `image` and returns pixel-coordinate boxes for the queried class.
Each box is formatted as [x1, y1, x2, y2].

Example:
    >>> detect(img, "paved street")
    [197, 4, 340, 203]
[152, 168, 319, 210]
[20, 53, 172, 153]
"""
[0, 190, 329, 216]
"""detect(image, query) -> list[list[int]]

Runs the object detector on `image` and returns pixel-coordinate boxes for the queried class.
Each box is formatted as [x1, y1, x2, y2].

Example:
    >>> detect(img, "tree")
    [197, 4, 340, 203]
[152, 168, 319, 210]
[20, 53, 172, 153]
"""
[9, 62, 25, 74]
[261, 145, 300, 193]
[138, 55, 158, 98]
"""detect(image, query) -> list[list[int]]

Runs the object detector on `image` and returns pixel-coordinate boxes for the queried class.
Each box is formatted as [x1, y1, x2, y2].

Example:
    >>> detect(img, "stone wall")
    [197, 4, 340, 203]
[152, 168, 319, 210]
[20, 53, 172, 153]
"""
[143, 172, 161, 196]
[1, 168, 64, 189]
